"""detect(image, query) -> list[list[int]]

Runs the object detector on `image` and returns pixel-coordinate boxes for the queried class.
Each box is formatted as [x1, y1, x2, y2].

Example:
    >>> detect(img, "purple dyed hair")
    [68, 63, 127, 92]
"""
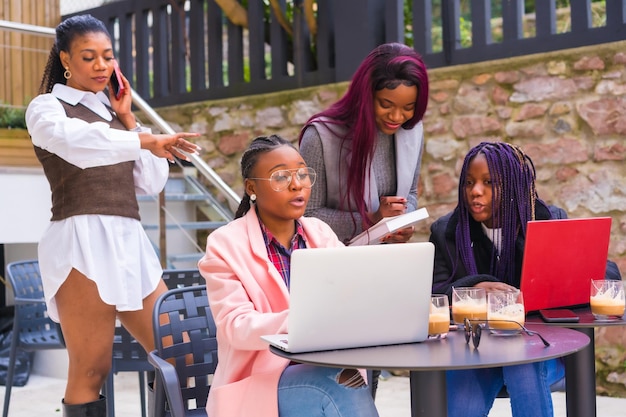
[456, 142, 542, 283]
[298, 42, 429, 226]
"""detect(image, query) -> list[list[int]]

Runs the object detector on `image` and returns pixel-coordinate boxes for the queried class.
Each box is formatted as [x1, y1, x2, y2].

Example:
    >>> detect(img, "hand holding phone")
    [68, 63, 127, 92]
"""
[110, 60, 126, 100]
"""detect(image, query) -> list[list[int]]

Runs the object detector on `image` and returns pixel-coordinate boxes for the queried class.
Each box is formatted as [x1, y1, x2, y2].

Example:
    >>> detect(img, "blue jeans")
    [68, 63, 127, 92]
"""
[446, 359, 565, 417]
[278, 364, 379, 417]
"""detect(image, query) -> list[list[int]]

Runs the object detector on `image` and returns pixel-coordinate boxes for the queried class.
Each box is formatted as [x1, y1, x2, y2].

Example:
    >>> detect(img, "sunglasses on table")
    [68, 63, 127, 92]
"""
[463, 318, 551, 349]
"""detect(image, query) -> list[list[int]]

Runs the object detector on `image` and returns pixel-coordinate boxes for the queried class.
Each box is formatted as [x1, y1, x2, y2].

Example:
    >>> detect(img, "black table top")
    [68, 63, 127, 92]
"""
[269, 323, 589, 371]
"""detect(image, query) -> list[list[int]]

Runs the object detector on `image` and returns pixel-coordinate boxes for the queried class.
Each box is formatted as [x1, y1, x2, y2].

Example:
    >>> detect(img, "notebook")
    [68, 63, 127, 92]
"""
[261, 242, 435, 353]
[348, 207, 429, 246]
[520, 217, 612, 313]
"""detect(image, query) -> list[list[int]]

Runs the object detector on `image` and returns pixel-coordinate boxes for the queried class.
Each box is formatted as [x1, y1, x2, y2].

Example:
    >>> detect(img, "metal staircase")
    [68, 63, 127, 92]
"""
[131, 93, 240, 270]
[137, 168, 233, 269]
[138, 165, 236, 270]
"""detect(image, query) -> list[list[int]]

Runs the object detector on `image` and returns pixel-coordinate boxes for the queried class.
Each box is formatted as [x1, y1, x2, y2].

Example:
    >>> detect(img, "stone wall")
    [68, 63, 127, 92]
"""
[155, 40, 626, 397]
[159, 41, 626, 272]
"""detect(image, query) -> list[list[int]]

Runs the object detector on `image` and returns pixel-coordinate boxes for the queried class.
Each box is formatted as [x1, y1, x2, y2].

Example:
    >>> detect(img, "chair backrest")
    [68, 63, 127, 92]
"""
[6, 260, 65, 348]
[152, 285, 217, 414]
[107, 270, 204, 417]
[111, 322, 152, 371]
[161, 269, 204, 289]
[112, 269, 204, 367]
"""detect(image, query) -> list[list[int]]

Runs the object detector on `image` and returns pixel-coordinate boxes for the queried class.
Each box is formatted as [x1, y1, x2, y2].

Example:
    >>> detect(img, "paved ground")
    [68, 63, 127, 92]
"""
[2, 371, 626, 416]
[375, 373, 626, 417]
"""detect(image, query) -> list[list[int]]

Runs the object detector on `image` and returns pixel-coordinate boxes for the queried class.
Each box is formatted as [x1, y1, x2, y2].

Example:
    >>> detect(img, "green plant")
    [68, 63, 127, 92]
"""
[0, 106, 27, 129]
[408, 0, 607, 52]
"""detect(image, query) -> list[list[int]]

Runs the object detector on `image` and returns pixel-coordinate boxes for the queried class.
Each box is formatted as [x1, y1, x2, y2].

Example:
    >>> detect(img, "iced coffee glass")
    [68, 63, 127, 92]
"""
[487, 290, 525, 335]
[590, 280, 625, 321]
[428, 295, 450, 339]
[451, 287, 487, 325]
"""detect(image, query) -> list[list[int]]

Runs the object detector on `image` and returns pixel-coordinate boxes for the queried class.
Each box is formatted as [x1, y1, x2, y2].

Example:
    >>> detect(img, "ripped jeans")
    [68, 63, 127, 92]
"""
[278, 364, 379, 417]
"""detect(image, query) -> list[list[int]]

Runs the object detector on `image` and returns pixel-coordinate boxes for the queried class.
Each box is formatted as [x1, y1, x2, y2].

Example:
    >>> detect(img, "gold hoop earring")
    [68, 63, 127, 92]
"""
[64, 68, 72, 80]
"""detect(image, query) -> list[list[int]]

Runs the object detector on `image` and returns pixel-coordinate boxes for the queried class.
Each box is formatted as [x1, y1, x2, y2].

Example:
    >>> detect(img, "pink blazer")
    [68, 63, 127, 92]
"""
[198, 208, 343, 417]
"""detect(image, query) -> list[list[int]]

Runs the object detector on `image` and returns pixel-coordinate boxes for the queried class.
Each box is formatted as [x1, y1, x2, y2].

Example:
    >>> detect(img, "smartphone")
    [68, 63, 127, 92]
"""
[110, 60, 125, 100]
[539, 309, 580, 323]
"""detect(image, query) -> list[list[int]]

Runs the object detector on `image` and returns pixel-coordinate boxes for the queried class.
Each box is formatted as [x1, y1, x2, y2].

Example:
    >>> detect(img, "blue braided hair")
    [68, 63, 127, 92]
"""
[456, 141, 542, 283]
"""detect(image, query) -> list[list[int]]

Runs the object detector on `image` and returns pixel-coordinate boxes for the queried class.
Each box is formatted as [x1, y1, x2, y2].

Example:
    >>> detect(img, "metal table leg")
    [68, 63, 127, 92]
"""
[565, 327, 596, 417]
[410, 370, 447, 417]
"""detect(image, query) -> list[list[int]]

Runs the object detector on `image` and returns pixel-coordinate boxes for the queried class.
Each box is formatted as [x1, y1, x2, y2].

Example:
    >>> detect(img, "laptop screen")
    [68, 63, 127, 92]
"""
[520, 217, 612, 313]
[282, 242, 435, 352]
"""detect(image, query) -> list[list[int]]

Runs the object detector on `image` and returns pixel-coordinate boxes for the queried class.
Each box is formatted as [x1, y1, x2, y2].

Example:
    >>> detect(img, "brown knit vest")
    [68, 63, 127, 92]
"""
[34, 100, 141, 221]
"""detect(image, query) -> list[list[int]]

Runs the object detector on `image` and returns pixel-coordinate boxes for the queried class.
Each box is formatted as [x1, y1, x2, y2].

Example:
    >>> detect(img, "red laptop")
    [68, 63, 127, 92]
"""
[520, 217, 612, 313]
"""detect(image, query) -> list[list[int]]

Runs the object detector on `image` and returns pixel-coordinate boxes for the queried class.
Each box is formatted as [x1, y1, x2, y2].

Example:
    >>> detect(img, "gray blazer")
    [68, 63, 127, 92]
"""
[300, 119, 424, 242]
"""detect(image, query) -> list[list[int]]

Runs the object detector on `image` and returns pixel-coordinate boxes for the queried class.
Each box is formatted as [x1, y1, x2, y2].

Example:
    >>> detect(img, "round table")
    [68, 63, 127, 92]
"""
[527, 307, 626, 417]
[269, 323, 589, 417]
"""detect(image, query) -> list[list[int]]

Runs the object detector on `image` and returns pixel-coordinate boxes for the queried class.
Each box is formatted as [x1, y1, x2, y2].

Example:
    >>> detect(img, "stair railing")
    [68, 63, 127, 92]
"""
[130, 91, 241, 212]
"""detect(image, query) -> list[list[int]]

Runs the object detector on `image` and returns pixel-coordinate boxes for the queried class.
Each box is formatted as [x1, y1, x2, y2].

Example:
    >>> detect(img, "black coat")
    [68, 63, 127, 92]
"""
[429, 203, 621, 297]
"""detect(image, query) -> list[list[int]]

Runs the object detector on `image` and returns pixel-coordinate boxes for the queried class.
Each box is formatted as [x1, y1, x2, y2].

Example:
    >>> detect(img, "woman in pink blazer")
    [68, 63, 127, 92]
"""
[198, 135, 379, 417]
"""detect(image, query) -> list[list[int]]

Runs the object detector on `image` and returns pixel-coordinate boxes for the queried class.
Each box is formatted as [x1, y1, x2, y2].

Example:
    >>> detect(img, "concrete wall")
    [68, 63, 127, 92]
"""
[0, 167, 51, 244]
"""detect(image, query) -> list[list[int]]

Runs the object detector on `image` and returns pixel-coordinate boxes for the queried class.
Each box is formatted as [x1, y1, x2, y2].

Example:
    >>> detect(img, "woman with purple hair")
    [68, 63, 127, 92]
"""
[299, 42, 429, 245]
[429, 141, 621, 417]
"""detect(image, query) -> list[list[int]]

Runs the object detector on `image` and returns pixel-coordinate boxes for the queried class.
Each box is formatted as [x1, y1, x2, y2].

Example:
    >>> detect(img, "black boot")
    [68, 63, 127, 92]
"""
[62, 395, 106, 417]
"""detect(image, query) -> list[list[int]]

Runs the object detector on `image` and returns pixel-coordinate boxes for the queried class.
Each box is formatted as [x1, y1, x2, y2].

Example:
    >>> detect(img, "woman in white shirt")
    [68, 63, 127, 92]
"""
[25, 14, 199, 417]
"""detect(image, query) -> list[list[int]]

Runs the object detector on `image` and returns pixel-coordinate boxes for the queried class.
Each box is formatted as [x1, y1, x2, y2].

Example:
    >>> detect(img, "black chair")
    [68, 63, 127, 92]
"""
[103, 322, 153, 417]
[148, 285, 216, 417]
[2, 260, 66, 417]
[103, 269, 203, 417]
[161, 269, 203, 289]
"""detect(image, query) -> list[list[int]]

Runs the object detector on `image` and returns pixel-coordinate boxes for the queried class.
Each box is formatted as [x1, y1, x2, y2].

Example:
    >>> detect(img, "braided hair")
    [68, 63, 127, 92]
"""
[235, 135, 297, 218]
[456, 142, 542, 284]
[39, 14, 111, 94]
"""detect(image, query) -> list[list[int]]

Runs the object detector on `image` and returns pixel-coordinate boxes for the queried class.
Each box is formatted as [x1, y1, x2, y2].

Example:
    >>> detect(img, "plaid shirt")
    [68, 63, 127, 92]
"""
[260, 219, 307, 290]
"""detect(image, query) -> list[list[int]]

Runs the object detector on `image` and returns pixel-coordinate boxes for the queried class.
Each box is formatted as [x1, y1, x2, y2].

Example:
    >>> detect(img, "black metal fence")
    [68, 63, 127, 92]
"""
[67, 0, 626, 108]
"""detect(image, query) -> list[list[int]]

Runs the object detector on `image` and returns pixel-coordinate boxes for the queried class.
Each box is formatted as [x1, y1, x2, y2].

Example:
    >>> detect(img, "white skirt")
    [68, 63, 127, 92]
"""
[37, 214, 163, 322]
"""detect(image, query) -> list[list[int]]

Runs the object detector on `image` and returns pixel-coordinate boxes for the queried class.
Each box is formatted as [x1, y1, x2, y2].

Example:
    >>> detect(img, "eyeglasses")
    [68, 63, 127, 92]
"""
[463, 318, 550, 349]
[248, 167, 317, 192]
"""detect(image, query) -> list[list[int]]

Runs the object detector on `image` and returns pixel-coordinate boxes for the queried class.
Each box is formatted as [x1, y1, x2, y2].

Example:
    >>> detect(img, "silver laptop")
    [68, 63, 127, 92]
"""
[261, 242, 435, 353]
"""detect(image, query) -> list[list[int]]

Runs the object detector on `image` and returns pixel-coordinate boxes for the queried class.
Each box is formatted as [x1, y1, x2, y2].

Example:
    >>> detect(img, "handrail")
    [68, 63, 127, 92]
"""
[0, 19, 55, 37]
[131, 92, 241, 210]
[0, 18, 241, 212]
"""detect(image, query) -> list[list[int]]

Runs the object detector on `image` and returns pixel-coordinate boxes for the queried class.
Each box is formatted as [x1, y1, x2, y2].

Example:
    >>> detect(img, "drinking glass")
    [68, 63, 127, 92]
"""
[487, 290, 525, 335]
[451, 287, 487, 325]
[590, 280, 625, 321]
[428, 294, 450, 339]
